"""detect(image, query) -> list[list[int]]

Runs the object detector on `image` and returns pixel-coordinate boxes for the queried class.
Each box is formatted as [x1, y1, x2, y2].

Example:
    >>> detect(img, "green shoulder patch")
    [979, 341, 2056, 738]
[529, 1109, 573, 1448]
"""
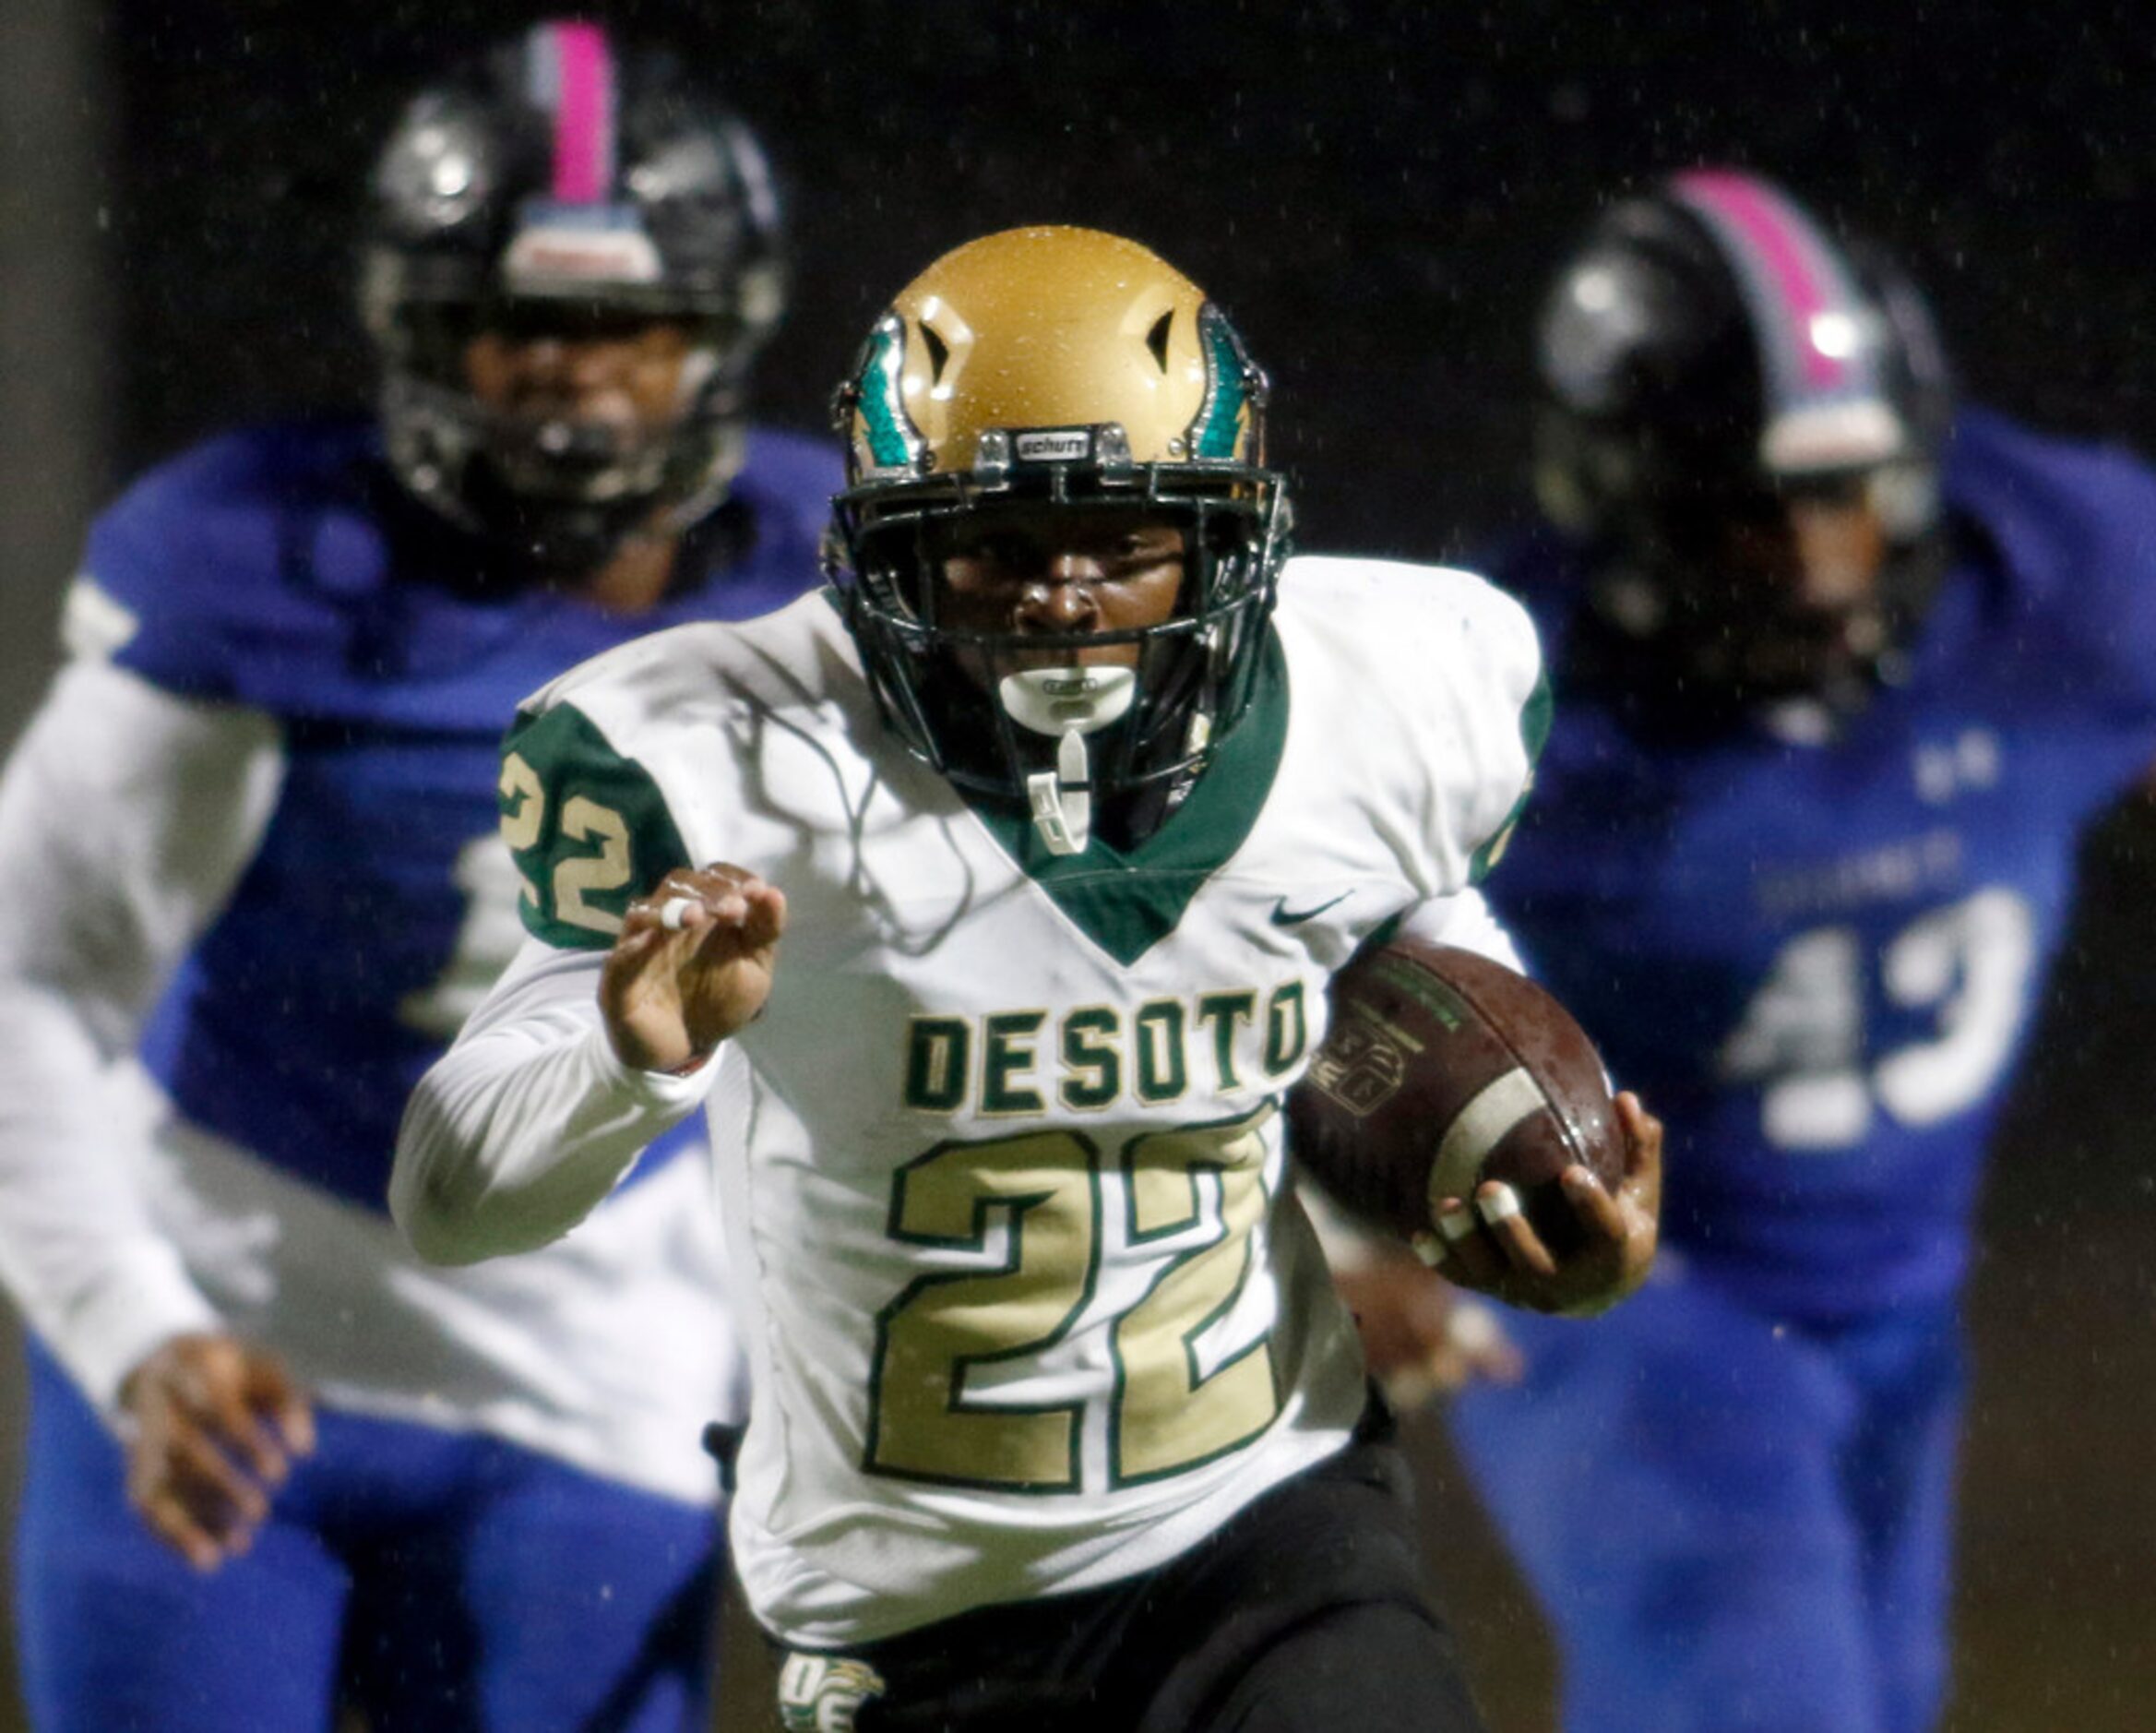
[498, 701, 693, 950]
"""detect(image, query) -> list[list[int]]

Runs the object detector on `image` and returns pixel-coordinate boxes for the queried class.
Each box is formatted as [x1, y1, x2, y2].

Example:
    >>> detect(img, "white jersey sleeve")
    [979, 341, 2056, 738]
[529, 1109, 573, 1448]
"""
[0, 657, 282, 1407]
[390, 935, 720, 1265]
[1392, 885, 1528, 973]
[1272, 554, 1548, 902]
[390, 624, 751, 1269]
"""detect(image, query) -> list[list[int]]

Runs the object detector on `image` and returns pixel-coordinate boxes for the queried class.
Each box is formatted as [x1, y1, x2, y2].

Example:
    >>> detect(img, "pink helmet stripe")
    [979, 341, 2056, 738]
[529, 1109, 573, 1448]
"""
[1673, 169, 1852, 391]
[545, 20, 615, 204]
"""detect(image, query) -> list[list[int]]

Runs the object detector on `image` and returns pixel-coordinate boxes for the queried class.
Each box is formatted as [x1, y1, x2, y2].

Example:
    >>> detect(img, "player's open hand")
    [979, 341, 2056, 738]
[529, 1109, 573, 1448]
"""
[119, 1332, 316, 1572]
[602, 864, 787, 1074]
[1429, 1091, 1662, 1318]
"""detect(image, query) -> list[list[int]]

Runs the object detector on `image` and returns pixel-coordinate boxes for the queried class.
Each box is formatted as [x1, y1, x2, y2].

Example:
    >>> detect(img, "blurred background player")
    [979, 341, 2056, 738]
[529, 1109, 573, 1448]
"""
[0, 19, 836, 1731]
[1445, 168, 2156, 1733]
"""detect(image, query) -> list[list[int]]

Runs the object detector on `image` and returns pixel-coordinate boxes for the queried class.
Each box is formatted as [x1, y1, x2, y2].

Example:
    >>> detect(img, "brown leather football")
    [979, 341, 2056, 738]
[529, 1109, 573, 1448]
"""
[1287, 936, 1624, 1255]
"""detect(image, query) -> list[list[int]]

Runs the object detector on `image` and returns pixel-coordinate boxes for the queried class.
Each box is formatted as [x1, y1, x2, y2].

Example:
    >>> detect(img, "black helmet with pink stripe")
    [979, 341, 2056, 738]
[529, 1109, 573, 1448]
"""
[1534, 169, 1952, 720]
[360, 19, 785, 562]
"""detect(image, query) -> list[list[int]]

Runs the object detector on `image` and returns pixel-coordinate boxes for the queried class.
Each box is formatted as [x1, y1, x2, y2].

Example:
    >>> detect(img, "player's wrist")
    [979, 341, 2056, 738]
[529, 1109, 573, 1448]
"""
[591, 1022, 721, 1098]
[602, 1019, 700, 1077]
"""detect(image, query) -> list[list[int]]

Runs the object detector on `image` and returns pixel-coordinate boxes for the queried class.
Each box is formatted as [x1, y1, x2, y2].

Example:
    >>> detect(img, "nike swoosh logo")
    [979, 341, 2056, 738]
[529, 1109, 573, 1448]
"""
[1269, 892, 1351, 926]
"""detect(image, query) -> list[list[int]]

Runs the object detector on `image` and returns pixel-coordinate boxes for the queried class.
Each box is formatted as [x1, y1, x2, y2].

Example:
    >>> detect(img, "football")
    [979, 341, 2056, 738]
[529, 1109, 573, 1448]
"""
[1286, 937, 1625, 1257]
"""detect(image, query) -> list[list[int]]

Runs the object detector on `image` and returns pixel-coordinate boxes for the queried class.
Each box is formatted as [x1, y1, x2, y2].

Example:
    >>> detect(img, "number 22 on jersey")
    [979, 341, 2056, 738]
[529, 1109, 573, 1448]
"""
[865, 1106, 1282, 1494]
[1719, 888, 2036, 1150]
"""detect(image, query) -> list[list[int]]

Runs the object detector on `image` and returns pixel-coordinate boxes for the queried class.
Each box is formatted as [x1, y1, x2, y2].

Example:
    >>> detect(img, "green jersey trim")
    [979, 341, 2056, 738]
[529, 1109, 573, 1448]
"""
[1468, 664, 1552, 885]
[965, 633, 1290, 967]
[499, 701, 694, 951]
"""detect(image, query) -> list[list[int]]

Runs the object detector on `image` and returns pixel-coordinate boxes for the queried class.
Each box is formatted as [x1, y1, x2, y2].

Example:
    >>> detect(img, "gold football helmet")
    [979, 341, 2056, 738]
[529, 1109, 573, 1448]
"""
[827, 226, 1289, 846]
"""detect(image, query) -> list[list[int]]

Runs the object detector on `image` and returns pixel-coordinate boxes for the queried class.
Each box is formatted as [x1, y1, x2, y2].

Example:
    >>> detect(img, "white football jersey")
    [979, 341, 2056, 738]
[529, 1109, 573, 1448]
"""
[446, 553, 1545, 1645]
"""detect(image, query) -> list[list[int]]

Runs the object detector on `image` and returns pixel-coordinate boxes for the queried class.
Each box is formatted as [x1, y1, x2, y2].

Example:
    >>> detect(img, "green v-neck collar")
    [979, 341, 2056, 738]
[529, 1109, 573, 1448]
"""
[964, 632, 1289, 966]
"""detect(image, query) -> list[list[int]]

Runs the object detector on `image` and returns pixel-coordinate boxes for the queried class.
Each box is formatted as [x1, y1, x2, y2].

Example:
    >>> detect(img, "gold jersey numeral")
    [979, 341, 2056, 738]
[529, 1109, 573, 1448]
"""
[865, 1107, 1280, 1494]
[866, 1132, 1100, 1491]
[552, 795, 631, 936]
[1113, 1114, 1277, 1483]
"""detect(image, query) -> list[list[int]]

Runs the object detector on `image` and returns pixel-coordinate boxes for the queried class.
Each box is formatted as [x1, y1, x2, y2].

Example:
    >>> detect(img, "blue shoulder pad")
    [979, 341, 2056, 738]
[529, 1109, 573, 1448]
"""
[71, 419, 381, 700]
[1948, 408, 2156, 723]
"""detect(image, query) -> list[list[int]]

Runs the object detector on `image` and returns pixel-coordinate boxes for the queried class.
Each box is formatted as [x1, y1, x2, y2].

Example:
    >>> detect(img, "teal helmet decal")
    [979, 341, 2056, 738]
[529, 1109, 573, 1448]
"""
[850, 313, 926, 476]
[1187, 304, 1257, 460]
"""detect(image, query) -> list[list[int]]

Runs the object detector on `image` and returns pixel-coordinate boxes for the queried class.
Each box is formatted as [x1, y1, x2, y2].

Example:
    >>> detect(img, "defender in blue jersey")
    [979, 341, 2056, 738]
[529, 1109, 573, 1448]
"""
[1443, 170, 2156, 1733]
[0, 23, 837, 1731]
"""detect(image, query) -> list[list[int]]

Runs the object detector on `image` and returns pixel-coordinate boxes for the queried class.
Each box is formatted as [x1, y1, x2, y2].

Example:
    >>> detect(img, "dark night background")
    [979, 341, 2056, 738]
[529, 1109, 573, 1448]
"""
[3, 2, 2154, 1727]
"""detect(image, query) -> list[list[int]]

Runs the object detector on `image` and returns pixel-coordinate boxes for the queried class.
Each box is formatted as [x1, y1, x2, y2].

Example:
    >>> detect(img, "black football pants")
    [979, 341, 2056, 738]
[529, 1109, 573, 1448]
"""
[775, 1404, 1492, 1733]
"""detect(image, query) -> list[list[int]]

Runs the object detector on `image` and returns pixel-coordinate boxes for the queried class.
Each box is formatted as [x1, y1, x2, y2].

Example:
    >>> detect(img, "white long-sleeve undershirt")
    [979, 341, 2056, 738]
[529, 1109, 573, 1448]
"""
[0, 657, 284, 1408]
[390, 937, 720, 1266]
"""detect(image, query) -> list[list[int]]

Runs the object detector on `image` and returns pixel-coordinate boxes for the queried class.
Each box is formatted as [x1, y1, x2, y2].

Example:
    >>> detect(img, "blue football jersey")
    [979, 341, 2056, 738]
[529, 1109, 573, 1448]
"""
[92, 415, 840, 1213]
[1485, 409, 2156, 1320]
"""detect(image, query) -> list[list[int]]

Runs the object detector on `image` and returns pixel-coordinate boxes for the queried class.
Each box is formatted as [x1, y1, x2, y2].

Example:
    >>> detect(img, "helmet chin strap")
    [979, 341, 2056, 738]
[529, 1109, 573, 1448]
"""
[999, 666, 1136, 856]
[1027, 729, 1094, 855]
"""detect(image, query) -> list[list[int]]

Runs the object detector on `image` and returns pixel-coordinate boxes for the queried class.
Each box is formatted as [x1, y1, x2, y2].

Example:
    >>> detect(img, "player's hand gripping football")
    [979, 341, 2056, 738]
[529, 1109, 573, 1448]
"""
[119, 1332, 316, 1572]
[1426, 1091, 1663, 1318]
[603, 864, 788, 1073]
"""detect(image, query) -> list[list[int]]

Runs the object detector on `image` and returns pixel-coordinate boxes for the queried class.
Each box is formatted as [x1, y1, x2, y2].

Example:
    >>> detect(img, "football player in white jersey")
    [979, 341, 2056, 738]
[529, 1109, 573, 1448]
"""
[394, 224, 1662, 1732]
